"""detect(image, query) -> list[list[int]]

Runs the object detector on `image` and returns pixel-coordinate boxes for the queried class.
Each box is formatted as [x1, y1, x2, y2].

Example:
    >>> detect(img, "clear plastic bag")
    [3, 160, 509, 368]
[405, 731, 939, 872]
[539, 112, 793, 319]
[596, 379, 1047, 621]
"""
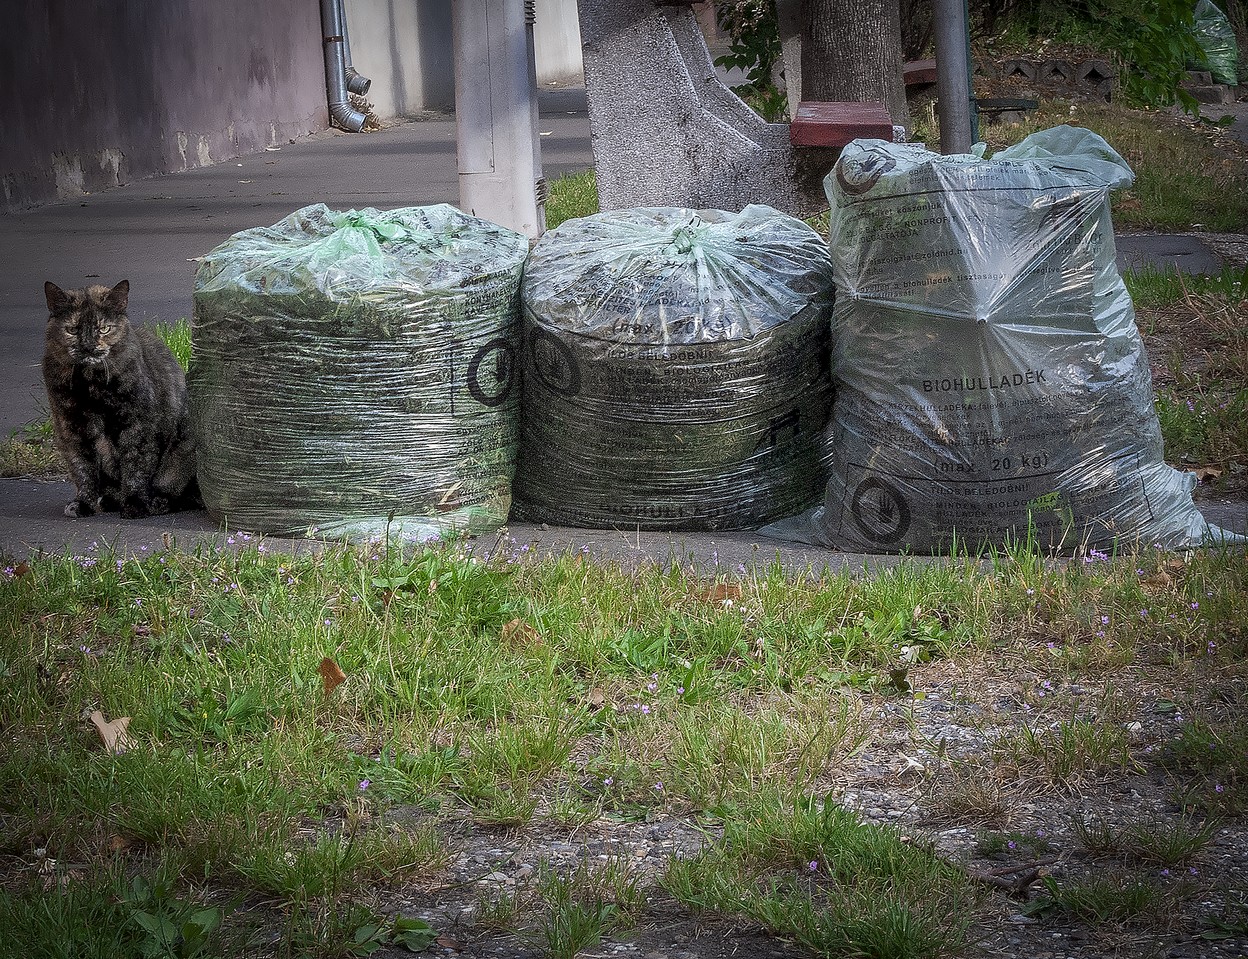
[799, 126, 1240, 553]
[517, 205, 835, 530]
[1192, 0, 1239, 86]
[191, 203, 528, 541]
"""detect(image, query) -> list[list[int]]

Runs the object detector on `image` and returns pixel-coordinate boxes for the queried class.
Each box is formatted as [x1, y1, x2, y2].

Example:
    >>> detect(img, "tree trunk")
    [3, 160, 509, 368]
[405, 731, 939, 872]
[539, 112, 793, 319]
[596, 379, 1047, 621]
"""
[801, 0, 909, 127]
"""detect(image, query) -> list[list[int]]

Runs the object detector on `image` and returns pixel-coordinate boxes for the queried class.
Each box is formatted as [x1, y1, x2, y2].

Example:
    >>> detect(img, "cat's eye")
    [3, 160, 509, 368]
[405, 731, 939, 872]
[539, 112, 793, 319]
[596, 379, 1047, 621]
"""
[98, 324, 111, 334]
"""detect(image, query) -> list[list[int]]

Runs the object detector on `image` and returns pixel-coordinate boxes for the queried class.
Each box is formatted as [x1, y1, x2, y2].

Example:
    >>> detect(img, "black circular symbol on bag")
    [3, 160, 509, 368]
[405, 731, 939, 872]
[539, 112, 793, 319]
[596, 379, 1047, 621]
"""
[529, 328, 582, 397]
[850, 476, 911, 545]
[835, 149, 897, 196]
[467, 338, 516, 407]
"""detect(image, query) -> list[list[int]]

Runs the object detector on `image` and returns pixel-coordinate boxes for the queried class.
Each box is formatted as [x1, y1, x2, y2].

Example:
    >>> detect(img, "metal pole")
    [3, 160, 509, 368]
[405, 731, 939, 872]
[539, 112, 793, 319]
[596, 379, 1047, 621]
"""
[452, 0, 546, 238]
[932, 0, 974, 154]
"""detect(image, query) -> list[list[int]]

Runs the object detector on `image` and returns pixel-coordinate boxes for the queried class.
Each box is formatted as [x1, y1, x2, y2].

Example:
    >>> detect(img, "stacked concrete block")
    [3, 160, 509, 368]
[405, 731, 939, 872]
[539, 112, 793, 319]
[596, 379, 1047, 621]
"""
[991, 57, 1115, 101]
[1182, 69, 1236, 104]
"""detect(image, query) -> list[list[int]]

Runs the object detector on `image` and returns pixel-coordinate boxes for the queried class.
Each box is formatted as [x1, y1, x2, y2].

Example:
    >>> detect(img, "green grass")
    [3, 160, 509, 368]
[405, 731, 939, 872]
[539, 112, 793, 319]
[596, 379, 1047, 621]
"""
[1124, 265, 1248, 311]
[1, 418, 60, 478]
[662, 791, 977, 958]
[545, 169, 598, 230]
[990, 718, 1141, 789]
[1126, 264, 1248, 482]
[981, 98, 1248, 232]
[1072, 814, 1218, 865]
[2, 538, 1246, 952]
[155, 317, 193, 372]
[1034, 872, 1183, 926]
[530, 859, 642, 959]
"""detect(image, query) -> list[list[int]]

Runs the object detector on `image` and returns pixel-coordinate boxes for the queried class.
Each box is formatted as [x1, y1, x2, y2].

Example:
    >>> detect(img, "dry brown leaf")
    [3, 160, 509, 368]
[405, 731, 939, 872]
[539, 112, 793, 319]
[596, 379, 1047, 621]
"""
[1141, 571, 1174, 591]
[585, 687, 606, 711]
[1194, 465, 1224, 483]
[696, 582, 742, 604]
[435, 935, 463, 951]
[13, 561, 29, 578]
[89, 710, 136, 754]
[501, 618, 542, 647]
[318, 657, 347, 695]
[108, 834, 132, 854]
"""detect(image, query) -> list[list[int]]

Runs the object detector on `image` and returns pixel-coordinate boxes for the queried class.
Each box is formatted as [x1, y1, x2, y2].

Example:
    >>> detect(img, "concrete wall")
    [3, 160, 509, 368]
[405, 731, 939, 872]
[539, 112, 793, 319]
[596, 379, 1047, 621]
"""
[345, 0, 583, 121]
[344, 0, 456, 116]
[0, 0, 588, 211]
[0, 0, 327, 211]
[534, 0, 584, 84]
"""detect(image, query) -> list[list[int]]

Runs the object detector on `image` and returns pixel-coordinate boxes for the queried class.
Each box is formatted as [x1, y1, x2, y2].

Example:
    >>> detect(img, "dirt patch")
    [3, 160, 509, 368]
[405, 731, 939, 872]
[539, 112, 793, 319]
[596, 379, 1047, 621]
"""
[335, 651, 1248, 958]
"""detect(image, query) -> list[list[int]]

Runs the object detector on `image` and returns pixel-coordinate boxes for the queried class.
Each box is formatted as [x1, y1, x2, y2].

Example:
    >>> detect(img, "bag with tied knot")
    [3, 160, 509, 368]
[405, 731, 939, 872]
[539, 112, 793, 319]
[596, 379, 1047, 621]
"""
[191, 203, 528, 542]
[517, 204, 835, 530]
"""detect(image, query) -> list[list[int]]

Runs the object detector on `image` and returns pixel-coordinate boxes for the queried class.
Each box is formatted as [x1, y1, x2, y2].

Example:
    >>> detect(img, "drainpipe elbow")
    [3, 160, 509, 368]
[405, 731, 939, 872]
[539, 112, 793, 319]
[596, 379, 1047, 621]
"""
[330, 100, 367, 132]
[346, 68, 372, 97]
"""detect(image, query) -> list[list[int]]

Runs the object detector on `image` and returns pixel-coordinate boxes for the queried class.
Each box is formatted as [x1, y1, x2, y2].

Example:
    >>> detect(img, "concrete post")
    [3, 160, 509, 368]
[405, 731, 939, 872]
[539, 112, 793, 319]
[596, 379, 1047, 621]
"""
[776, 0, 802, 119]
[932, 0, 975, 154]
[452, 0, 546, 238]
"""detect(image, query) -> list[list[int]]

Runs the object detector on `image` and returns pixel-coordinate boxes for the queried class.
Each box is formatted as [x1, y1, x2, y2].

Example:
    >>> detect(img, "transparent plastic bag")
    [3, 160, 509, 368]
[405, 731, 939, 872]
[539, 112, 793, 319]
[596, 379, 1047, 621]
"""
[191, 203, 528, 541]
[1192, 0, 1239, 86]
[517, 205, 835, 530]
[799, 126, 1240, 553]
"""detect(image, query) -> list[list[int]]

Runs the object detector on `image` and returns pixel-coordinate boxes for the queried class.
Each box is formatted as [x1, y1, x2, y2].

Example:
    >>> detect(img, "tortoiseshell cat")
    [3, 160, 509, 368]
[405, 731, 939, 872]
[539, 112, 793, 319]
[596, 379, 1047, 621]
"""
[43, 280, 199, 518]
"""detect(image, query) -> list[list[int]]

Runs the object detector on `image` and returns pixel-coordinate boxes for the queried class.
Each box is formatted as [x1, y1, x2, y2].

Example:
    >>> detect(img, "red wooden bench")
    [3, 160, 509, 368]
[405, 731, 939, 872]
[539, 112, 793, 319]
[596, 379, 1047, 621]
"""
[789, 101, 894, 150]
[904, 58, 937, 87]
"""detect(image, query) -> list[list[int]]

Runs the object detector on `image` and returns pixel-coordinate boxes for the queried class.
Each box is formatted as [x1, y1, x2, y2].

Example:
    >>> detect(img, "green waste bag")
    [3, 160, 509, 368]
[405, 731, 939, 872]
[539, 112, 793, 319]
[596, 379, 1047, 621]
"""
[190, 203, 529, 542]
[1192, 0, 1239, 86]
[516, 205, 835, 531]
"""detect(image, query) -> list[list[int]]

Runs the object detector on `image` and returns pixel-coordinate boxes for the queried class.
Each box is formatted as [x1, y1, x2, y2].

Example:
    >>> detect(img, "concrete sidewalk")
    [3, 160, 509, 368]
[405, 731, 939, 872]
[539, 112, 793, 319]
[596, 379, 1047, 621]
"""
[2, 97, 1246, 565]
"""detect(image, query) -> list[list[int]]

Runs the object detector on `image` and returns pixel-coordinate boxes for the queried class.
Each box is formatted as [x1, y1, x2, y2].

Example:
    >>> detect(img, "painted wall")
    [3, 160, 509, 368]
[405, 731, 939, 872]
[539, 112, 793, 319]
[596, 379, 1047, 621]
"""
[534, 0, 584, 84]
[0, 0, 327, 211]
[345, 0, 584, 121]
[344, 0, 456, 116]
[0, 0, 589, 211]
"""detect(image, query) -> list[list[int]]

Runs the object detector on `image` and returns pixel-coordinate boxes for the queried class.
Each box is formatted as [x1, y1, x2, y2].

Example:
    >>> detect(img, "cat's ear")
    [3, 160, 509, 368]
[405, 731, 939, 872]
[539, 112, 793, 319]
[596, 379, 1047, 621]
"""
[104, 280, 130, 314]
[45, 281, 70, 315]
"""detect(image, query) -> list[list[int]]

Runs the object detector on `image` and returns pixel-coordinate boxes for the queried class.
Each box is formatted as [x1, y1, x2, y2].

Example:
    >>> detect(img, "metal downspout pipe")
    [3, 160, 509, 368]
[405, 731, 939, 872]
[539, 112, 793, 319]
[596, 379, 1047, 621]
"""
[320, 0, 367, 132]
[336, 0, 372, 96]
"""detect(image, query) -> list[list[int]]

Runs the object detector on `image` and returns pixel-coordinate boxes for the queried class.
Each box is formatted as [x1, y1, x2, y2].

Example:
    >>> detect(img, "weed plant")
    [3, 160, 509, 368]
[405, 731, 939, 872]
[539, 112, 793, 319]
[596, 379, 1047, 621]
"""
[663, 790, 977, 958]
[543, 169, 598, 231]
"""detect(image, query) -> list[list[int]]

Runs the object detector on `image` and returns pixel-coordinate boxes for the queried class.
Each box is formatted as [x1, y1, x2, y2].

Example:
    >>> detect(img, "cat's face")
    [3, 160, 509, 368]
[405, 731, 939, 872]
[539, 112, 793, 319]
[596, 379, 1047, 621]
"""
[45, 280, 130, 367]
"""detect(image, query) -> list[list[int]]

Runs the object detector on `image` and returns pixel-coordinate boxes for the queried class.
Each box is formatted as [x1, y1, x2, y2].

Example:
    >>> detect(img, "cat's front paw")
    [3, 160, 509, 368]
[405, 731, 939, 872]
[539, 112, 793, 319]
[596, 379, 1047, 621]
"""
[147, 496, 170, 516]
[120, 497, 152, 519]
[64, 498, 98, 517]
